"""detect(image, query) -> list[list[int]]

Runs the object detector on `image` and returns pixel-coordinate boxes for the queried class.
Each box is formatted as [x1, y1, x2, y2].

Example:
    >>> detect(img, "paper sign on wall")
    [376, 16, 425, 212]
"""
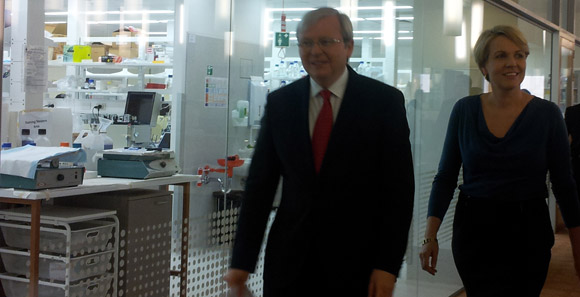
[204, 77, 228, 108]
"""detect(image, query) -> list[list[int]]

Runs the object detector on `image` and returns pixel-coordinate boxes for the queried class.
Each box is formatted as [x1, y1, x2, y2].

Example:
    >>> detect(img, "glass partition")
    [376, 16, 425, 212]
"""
[175, 1, 556, 296]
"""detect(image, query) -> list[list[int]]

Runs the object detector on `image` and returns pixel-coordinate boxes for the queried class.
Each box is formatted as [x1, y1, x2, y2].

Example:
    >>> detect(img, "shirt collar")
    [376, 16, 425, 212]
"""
[309, 66, 349, 99]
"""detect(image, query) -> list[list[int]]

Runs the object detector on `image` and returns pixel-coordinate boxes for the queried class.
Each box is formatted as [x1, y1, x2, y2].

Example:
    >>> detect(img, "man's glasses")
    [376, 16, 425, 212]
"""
[298, 38, 343, 49]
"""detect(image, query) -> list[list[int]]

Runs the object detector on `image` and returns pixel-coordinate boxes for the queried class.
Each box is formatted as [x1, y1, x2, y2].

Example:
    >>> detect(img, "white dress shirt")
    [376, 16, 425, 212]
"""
[308, 67, 349, 137]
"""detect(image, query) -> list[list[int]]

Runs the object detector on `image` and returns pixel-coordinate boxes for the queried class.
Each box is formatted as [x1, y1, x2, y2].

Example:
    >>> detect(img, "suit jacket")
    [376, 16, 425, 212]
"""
[231, 66, 414, 290]
[565, 104, 580, 161]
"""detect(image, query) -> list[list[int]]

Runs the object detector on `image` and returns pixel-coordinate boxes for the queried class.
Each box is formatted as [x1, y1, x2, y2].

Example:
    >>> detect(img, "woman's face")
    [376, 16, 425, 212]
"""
[481, 35, 527, 91]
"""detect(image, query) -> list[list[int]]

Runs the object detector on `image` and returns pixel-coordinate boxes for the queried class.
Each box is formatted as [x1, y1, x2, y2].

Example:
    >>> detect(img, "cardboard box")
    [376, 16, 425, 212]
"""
[90, 43, 111, 62]
[112, 29, 137, 48]
[109, 47, 138, 59]
[47, 43, 65, 60]
[45, 23, 67, 37]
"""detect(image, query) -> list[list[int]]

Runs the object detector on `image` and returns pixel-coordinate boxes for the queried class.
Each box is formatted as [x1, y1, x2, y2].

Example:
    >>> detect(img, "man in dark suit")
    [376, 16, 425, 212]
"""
[224, 7, 414, 297]
[566, 104, 580, 189]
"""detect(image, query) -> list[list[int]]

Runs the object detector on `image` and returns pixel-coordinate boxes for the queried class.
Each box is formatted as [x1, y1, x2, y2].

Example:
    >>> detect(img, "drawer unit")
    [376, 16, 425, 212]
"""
[0, 220, 115, 256]
[1, 249, 114, 282]
[0, 273, 113, 297]
[0, 206, 119, 297]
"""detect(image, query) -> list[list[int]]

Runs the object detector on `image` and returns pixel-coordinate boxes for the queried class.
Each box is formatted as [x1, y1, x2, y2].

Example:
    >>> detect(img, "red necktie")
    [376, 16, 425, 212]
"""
[312, 89, 333, 173]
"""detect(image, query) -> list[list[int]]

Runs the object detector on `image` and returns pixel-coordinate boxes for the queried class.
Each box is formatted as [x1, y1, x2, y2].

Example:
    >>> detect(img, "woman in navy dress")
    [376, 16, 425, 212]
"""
[419, 25, 580, 296]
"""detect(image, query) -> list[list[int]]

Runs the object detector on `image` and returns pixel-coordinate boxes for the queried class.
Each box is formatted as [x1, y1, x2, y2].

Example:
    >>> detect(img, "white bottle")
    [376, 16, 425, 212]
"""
[279, 61, 287, 78]
[165, 74, 173, 89]
[357, 61, 365, 73]
[293, 61, 300, 78]
[272, 64, 280, 79]
[81, 125, 105, 171]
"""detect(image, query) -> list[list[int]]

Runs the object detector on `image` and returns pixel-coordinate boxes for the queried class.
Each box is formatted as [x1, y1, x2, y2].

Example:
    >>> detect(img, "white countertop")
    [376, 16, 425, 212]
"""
[0, 174, 199, 200]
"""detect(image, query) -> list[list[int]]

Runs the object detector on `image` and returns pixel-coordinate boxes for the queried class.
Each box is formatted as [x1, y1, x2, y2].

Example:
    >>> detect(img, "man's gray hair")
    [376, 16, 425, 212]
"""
[296, 7, 353, 42]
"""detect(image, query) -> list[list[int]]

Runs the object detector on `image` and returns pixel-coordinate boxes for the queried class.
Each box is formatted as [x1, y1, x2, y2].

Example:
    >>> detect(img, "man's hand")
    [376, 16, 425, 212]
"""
[367, 269, 396, 297]
[224, 268, 250, 297]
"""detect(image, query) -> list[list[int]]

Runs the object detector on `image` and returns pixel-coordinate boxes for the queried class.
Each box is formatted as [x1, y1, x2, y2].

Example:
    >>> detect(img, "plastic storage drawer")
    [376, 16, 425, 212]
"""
[0, 220, 115, 256]
[0, 274, 113, 297]
[1, 250, 114, 282]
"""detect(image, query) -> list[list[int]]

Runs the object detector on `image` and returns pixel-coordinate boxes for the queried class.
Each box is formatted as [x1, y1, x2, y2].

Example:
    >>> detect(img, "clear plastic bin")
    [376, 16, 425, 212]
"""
[0, 274, 113, 297]
[0, 220, 115, 256]
[1, 250, 114, 282]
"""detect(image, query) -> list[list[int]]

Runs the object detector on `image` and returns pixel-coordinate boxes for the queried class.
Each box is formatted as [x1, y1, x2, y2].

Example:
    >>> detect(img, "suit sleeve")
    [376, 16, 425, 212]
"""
[230, 98, 281, 272]
[374, 88, 415, 276]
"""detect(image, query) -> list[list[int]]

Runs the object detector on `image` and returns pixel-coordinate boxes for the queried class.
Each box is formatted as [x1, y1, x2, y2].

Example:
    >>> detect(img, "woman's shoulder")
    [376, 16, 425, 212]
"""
[451, 94, 480, 112]
[529, 96, 561, 114]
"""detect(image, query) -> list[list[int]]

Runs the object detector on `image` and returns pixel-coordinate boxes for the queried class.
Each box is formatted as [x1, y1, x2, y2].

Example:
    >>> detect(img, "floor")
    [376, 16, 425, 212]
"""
[456, 229, 580, 297]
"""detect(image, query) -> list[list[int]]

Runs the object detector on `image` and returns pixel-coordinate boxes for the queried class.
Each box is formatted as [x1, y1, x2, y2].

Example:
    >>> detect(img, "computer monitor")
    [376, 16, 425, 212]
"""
[124, 91, 162, 126]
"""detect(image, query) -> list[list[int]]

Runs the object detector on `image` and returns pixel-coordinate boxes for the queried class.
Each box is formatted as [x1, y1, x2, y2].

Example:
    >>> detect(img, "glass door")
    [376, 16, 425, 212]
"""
[172, 0, 266, 296]
[558, 36, 574, 111]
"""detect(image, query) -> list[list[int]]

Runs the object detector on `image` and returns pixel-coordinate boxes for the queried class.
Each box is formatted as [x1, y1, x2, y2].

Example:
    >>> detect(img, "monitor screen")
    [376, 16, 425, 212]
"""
[124, 91, 161, 126]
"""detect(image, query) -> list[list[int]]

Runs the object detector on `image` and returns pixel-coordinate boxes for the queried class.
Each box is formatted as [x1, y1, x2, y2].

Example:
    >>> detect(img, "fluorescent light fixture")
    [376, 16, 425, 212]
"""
[382, 1, 395, 47]
[267, 8, 315, 12]
[444, 0, 463, 36]
[266, 6, 412, 12]
[455, 22, 467, 61]
[398, 30, 411, 33]
[45, 10, 174, 16]
[45, 12, 68, 16]
[470, 0, 483, 48]
[45, 21, 67, 24]
[350, 17, 365, 21]
[396, 17, 414, 20]
[398, 37, 414, 40]
[365, 17, 384, 21]
[87, 20, 169, 25]
[354, 30, 382, 34]
[179, 4, 184, 44]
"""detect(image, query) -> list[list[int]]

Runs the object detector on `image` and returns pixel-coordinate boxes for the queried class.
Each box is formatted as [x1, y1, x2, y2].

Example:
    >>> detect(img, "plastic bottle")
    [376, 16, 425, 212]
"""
[21, 129, 35, 146]
[165, 74, 173, 89]
[80, 125, 106, 171]
[35, 129, 51, 147]
[279, 61, 287, 78]
[365, 62, 371, 76]
[293, 61, 300, 78]
[83, 78, 90, 89]
[272, 64, 280, 79]
[357, 61, 365, 73]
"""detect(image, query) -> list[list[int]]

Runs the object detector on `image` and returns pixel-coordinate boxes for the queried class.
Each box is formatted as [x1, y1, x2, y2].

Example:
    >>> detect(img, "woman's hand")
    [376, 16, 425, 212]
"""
[419, 239, 439, 275]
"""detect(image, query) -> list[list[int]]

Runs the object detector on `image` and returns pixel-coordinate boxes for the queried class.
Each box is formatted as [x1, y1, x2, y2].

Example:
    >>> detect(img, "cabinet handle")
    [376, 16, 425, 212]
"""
[86, 231, 99, 238]
[154, 200, 170, 205]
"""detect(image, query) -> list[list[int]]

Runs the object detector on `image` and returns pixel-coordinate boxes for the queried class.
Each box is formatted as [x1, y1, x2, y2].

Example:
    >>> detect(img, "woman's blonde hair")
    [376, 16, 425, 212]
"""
[473, 25, 529, 78]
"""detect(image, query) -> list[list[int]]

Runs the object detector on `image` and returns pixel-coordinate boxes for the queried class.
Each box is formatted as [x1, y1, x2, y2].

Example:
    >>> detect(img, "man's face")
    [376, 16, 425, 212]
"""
[298, 15, 354, 88]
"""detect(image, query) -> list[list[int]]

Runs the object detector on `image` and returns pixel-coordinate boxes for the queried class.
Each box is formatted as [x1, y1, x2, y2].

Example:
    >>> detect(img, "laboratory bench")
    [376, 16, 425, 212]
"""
[0, 174, 197, 297]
